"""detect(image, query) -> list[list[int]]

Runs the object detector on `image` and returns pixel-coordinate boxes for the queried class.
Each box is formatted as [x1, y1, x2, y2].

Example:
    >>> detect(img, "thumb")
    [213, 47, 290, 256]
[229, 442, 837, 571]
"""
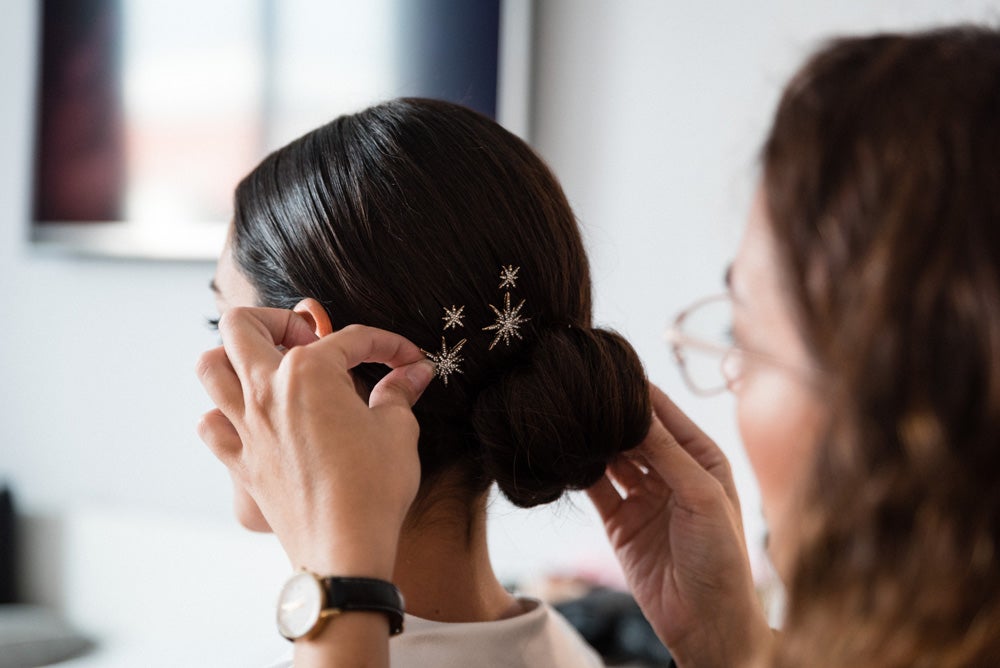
[369, 359, 436, 410]
[281, 310, 322, 348]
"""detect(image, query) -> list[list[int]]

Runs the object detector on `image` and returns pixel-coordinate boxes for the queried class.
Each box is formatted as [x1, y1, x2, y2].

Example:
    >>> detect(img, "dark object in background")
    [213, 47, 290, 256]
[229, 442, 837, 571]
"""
[0, 606, 95, 668]
[34, 0, 126, 223]
[556, 587, 674, 667]
[0, 487, 96, 665]
[0, 486, 17, 604]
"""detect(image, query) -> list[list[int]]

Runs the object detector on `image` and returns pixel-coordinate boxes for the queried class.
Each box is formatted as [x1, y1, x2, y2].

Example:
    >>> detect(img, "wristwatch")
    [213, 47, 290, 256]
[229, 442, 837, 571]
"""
[276, 569, 405, 640]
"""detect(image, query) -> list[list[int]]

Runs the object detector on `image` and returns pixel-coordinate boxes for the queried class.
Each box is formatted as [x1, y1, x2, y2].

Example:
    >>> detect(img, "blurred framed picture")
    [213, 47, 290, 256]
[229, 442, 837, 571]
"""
[31, 0, 532, 259]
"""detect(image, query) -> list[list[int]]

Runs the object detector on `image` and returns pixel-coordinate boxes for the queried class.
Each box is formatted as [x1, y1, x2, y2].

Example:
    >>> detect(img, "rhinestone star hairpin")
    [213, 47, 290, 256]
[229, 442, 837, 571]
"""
[498, 265, 520, 290]
[442, 305, 465, 330]
[483, 265, 530, 350]
[483, 292, 529, 350]
[423, 266, 529, 385]
[421, 337, 467, 387]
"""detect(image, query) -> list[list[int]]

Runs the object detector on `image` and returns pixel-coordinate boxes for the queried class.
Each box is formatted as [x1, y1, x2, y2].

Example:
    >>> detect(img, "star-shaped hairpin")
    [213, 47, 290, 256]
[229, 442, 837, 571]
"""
[421, 337, 467, 386]
[498, 265, 520, 290]
[483, 292, 530, 350]
[442, 305, 465, 330]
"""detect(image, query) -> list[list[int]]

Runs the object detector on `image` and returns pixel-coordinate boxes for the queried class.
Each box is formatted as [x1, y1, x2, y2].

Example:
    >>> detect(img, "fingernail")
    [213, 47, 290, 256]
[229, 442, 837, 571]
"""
[406, 360, 436, 392]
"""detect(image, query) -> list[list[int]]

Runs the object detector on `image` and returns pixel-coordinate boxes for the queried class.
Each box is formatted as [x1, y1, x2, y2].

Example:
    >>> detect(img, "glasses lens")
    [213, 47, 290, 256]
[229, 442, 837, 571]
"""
[674, 296, 733, 395]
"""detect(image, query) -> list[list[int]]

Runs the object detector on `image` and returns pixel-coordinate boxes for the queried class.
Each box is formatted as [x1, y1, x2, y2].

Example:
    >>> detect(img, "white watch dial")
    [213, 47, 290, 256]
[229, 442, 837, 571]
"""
[276, 571, 325, 639]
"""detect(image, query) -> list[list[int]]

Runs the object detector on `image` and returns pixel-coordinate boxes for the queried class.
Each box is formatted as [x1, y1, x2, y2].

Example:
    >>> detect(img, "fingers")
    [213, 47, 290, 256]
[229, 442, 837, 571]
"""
[636, 412, 719, 501]
[319, 324, 426, 371]
[649, 382, 740, 511]
[589, 453, 669, 524]
[586, 474, 623, 523]
[368, 360, 436, 410]
[585, 382, 733, 526]
[197, 408, 243, 468]
[220, 310, 423, 387]
[649, 382, 712, 455]
[219, 307, 319, 380]
[195, 346, 244, 415]
[608, 455, 648, 492]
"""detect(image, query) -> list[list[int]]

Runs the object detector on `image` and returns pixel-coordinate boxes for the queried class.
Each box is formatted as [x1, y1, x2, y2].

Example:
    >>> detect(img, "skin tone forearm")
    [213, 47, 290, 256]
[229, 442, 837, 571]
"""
[196, 308, 435, 667]
[295, 612, 391, 667]
[588, 383, 773, 668]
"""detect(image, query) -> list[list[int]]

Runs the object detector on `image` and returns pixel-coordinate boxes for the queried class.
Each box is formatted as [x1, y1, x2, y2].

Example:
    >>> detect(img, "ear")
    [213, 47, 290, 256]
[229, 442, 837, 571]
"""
[292, 298, 334, 338]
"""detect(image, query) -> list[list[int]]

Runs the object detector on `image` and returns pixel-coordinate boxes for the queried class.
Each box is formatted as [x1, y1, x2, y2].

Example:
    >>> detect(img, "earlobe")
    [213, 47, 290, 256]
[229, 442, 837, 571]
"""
[293, 298, 334, 337]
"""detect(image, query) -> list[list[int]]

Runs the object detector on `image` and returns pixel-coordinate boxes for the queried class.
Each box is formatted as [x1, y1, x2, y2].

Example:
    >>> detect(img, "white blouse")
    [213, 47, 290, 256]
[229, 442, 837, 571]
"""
[267, 596, 604, 668]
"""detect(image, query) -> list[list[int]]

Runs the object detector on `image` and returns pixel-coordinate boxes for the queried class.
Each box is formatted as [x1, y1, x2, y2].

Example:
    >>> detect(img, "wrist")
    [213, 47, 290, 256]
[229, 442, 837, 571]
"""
[671, 608, 773, 668]
[284, 520, 398, 579]
[277, 570, 405, 643]
[293, 611, 391, 668]
[291, 539, 398, 581]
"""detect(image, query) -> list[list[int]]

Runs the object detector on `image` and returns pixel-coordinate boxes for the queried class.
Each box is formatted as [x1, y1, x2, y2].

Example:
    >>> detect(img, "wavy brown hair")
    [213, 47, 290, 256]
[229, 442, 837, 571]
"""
[762, 27, 1000, 666]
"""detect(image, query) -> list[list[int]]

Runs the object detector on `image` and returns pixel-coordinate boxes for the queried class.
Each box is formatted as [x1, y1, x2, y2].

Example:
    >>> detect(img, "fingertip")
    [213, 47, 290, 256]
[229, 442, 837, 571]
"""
[284, 309, 323, 347]
[369, 360, 434, 410]
[405, 360, 436, 398]
[586, 473, 622, 521]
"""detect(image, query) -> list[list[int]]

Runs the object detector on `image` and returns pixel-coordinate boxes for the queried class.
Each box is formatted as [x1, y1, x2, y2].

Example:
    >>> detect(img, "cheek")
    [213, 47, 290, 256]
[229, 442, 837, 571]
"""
[232, 482, 273, 533]
[736, 373, 825, 556]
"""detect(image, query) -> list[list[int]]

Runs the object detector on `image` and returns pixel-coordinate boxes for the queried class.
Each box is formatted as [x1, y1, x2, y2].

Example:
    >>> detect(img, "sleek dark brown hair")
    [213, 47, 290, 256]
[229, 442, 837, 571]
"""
[232, 98, 650, 510]
[762, 26, 1000, 666]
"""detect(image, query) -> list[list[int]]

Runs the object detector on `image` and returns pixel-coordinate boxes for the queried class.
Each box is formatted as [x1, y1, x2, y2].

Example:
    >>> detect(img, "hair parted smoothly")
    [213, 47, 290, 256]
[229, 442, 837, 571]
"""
[231, 98, 651, 510]
[762, 26, 1000, 666]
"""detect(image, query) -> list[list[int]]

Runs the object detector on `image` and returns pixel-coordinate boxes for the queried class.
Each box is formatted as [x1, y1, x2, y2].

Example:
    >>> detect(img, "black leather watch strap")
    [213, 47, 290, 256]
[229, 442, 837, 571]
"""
[321, 576, 405, 636]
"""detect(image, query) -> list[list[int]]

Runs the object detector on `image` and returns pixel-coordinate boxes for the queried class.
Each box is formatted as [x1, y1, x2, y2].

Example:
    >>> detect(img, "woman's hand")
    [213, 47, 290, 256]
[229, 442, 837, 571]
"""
[588, 383, 772, 668]
[195, 307, 435, 579]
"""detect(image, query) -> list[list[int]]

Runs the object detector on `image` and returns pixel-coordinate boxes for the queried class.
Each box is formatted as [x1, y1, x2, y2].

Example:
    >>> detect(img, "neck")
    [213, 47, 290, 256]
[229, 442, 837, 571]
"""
[392, 488, 518, 623]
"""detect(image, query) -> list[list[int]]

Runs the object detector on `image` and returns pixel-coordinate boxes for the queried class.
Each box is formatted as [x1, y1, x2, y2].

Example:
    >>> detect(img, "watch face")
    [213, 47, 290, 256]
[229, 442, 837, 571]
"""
[276, 571, 324, 639]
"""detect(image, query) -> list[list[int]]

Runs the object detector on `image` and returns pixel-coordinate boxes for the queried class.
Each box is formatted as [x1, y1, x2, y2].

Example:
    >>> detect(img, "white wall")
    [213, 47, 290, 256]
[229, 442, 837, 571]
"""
[2, 0, 999, 664]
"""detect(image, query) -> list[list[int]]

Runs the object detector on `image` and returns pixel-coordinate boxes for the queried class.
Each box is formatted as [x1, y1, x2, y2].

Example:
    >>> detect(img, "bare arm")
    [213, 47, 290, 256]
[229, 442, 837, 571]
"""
[588, 383, 773, 667]
[196, 308, 435, 667]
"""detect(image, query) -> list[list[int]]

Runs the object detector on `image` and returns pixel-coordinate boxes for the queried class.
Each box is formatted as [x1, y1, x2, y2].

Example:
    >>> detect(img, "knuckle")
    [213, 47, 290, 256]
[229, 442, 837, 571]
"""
[286, 346, 309, 365]
[218, 306, 252, 333]
[686, 476, 727, 509]
[375, 380, 415, 407]
[248, 381, 271, 409]
[385, 402, 418, 429]
[281, 347, 315, 381]
[195, 411, 216, 439]
[194, 349, 220, 379]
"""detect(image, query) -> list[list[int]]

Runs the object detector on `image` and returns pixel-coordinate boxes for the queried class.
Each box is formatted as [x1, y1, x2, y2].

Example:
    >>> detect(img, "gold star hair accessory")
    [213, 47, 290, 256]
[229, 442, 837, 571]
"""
[483, 292, 530, 350]
[442, 305, 465, 330]
[421, 337, 467, 386]
[498, 265, 520, 290]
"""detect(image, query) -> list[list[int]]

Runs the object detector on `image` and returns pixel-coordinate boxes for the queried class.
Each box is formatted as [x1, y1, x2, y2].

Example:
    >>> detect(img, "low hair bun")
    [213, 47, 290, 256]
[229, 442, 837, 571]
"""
[471, 326, 651, 508]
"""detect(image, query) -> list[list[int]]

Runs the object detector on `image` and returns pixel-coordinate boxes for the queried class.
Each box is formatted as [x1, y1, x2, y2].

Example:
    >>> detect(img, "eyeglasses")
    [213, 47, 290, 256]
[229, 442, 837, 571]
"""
[666, 294, 821, 397]
[664, 294, 744, 396]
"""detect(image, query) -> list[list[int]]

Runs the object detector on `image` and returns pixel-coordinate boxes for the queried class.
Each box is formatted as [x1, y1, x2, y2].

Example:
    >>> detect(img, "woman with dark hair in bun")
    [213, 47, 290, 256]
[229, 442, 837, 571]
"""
[200, 25, 1000, 668]
[198, 97, 650, 667]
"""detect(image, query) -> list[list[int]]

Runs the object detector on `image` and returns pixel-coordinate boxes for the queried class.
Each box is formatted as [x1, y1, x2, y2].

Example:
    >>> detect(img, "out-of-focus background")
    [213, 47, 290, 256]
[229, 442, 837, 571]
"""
[1, 1, 997, 666]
